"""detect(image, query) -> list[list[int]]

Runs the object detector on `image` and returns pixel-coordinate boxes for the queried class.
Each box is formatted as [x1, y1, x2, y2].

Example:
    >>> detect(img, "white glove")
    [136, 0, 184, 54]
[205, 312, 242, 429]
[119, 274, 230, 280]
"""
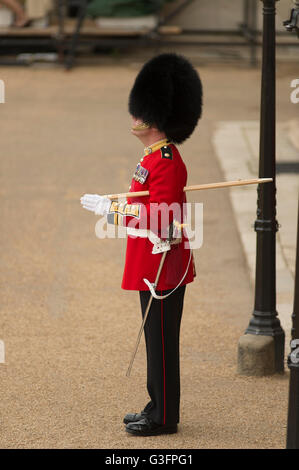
[80, 194, 111, 216]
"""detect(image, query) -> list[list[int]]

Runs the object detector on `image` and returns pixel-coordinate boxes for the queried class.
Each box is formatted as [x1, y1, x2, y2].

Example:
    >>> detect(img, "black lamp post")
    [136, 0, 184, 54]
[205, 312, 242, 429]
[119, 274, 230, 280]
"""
[286, 197, 299, 448]
[284, 0, 299, 450]
[244, 0, 285, 373]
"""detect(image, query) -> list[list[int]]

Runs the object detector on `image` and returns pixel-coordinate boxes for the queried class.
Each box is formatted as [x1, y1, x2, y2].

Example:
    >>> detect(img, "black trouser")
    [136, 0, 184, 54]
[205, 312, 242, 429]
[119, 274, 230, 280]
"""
[139, 285, 186, 426]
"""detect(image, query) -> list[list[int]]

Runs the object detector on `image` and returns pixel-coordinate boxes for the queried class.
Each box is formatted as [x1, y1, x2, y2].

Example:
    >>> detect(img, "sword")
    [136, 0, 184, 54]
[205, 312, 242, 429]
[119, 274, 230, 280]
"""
[126, 249, 168, 378]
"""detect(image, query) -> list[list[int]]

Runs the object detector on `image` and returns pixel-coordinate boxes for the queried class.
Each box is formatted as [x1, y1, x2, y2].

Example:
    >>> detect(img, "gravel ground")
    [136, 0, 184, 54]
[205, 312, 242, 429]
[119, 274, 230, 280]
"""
[0, 58, 298, 448]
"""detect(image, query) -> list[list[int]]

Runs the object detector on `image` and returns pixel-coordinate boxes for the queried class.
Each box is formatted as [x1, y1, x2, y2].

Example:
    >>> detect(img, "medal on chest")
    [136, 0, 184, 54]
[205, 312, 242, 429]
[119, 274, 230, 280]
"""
[133, 163, 149, 184]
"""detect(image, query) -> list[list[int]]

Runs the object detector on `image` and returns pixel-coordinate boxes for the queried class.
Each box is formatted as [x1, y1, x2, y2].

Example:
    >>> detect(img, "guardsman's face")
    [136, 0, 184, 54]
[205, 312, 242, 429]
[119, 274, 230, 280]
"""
[130, 115, 166, 147]
[131, 116, 151, 138]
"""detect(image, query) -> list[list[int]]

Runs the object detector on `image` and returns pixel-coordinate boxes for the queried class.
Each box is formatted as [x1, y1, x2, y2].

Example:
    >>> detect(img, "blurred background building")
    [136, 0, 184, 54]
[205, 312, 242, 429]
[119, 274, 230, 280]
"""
[0, 0, 298, 67]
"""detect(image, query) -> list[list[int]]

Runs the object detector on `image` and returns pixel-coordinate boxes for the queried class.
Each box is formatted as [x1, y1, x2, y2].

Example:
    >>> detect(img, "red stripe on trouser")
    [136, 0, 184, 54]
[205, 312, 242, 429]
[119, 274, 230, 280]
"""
[160, 293, 166, 425]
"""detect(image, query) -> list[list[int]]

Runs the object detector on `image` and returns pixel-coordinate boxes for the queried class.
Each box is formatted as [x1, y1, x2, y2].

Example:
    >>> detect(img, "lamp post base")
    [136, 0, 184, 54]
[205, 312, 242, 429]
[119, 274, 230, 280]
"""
[237, 328, 285, 376]
[237, 334, 276, 376]
[244, 308, 285, 374]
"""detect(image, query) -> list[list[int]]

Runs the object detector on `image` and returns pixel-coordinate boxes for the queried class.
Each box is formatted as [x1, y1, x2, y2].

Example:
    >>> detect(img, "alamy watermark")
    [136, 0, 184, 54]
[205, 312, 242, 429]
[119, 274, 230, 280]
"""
[94, 202, 204, 250]
[0, 79, 5, 103]
[290, 79, 299, 104]
[290, 339, 299, 364]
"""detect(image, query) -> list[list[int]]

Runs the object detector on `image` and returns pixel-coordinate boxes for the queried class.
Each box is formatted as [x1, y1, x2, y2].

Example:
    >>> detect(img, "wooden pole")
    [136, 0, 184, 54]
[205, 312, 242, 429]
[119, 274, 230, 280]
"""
[105, 177, 273, 200]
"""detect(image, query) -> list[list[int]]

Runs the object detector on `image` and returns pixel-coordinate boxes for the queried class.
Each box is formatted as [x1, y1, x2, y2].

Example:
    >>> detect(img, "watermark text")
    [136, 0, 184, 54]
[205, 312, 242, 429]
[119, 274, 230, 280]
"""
[290, 79, 299, 104]
[95, 202, 203, 250]
[0, 79, 4, 103]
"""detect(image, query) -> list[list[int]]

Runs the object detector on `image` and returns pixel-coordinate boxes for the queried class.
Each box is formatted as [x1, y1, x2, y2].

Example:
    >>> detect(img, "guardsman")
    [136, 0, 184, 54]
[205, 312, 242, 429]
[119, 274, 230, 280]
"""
[81, 53, 203, 436]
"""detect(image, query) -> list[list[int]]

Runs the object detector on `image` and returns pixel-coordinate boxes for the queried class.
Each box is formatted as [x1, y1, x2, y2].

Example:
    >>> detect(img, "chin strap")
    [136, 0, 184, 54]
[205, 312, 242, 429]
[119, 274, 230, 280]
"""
[143, 248, 193, 300]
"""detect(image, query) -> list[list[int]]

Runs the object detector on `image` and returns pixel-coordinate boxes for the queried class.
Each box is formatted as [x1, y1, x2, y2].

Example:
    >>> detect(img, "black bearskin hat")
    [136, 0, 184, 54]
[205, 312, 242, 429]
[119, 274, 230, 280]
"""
[129, 53, 203, 144]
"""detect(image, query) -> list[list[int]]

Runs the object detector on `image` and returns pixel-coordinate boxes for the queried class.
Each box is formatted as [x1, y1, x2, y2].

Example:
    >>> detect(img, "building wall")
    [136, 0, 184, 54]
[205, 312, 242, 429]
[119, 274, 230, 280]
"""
[162, 0, 294, 33]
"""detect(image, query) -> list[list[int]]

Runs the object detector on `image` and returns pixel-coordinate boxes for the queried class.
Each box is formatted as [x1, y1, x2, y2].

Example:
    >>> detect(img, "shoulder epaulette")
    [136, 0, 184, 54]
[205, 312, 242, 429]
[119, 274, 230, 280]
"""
[160, 145, 173, 160]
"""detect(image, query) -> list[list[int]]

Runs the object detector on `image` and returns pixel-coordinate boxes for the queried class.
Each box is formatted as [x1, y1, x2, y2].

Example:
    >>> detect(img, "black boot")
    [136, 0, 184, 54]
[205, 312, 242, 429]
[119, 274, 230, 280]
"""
[125, 417, 177, 436]
[123, 411, 148, 425]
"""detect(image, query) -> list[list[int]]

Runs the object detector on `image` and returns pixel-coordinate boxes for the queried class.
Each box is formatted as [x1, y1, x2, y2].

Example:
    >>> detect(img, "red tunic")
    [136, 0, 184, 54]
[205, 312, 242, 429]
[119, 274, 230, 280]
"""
[107, 141, 195, 291]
